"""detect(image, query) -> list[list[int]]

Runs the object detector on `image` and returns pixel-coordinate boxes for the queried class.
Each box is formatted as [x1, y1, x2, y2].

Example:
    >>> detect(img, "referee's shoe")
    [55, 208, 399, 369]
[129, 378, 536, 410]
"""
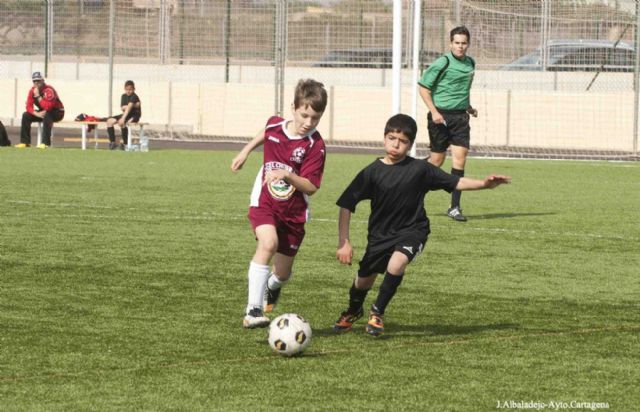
[447, 206, 467, 222]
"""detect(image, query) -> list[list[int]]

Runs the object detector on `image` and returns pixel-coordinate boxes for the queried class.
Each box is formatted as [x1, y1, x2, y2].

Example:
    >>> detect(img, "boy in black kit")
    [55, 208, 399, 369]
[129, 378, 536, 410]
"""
[106, 80, 141, 150]
[333, 114, 510, 336]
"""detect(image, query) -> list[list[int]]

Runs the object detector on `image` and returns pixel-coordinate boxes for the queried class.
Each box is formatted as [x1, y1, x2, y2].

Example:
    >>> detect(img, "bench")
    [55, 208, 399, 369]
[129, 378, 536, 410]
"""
[38, 121, 148, 151]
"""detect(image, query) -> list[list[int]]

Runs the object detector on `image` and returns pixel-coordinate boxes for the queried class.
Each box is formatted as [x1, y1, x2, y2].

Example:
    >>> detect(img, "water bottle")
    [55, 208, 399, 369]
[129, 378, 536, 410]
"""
[140, 133, 149, 152]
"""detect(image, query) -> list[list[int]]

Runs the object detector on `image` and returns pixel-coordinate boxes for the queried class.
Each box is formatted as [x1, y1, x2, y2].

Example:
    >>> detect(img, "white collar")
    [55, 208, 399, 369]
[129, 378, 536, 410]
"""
[282, 120, 316, 144]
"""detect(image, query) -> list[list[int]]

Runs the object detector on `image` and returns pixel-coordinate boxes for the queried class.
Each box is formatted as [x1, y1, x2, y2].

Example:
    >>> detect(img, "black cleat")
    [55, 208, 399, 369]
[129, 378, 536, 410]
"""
[243, 307, 270, 329]
[447, 206, 467, 222]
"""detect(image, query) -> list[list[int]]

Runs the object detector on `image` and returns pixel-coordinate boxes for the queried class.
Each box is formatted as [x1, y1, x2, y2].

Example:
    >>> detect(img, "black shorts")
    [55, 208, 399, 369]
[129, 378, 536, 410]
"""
[357, 234, 427, 277]
[112, 113, 141, 124]
[427, 110, 470, 152]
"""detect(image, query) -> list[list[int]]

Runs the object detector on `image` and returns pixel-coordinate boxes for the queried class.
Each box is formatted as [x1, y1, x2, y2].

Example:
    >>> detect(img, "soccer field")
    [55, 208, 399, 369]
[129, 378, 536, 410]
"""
[0, 149, 638, 411]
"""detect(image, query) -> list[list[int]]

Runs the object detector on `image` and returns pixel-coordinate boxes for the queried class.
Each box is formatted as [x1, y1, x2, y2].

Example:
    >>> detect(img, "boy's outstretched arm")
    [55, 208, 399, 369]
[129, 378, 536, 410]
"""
[230, 128, 265, 172]
[336, 207, 353, 265]
[456, 174, 511, 191]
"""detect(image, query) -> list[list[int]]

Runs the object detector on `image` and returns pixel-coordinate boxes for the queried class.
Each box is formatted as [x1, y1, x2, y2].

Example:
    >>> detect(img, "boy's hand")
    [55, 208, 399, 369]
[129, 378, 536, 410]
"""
[263, 169, 289, 186]
[484, 174, 511, 188]
[230, 153, 248, 172]
[336, 240, 353, 265]
[467, 106, 478, 117]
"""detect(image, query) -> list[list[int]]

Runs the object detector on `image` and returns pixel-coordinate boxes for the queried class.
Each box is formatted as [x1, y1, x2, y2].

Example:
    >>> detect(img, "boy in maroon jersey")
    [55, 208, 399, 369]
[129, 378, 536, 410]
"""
[231, 79, 328, 328]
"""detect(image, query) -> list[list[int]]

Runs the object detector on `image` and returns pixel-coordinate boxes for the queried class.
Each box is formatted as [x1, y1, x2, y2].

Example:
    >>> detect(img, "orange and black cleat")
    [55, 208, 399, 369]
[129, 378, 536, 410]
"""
[366, 310, 384, 337]
[332, 307, 364, 333]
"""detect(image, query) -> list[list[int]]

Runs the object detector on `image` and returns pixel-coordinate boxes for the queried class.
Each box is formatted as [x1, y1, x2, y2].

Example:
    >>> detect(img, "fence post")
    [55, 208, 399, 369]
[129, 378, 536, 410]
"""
[44, 0, 50, 76]
[224, 0, 230, 82]
[634, 0, 640, 154]
[410, 0, 422, 158]
[329, 85, 335, 142]
[179, 0, 185, 65]
[391, 0, 402, 115]
[108, 0, 115, 117]
[274, 0, 286, 116]
[540, 0, 551, 71]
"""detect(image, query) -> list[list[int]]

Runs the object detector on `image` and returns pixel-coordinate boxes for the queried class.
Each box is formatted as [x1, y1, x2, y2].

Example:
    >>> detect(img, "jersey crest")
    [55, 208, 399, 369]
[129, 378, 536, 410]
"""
[290, 147, 306, 164]
[267, 179, 295, 200]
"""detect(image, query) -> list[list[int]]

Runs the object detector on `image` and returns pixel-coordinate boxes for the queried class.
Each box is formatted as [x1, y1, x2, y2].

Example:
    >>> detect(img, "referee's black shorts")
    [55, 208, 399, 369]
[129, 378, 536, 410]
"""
[427, 109, 470, 152]
[357, 233, 427, 277]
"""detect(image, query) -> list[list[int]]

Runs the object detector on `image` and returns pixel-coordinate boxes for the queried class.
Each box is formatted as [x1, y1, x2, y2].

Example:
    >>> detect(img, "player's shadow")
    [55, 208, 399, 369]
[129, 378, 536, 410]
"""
[463, 212, 556, 220]
[389, 322, 519, 338]
[313, 322, 519, 340]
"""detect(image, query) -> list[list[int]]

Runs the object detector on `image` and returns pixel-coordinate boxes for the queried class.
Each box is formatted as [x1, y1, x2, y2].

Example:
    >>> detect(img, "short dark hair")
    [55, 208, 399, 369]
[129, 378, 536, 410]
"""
[384, 114, 417, 143]
[294, 79, 328, 113]
[450, 26, 470, 42]
[125, 80, 135, 88]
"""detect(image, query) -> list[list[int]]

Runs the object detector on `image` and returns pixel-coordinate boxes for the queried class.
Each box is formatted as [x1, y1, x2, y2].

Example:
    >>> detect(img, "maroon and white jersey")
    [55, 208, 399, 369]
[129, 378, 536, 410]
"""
[250, 116, 326, 223]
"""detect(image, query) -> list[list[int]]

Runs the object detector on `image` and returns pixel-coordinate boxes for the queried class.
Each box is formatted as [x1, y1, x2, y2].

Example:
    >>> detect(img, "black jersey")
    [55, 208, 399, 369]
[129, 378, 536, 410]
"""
[121, 92, 141, 118]
[337, 157, 460, 245]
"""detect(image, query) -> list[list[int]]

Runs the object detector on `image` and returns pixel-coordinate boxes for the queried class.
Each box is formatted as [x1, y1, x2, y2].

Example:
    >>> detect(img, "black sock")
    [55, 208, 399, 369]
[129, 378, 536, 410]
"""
[348, 282, 369, 314]
[122, 127, 128, 145]
[372, 272, 403, 315]
[107, 126, 115, 143]
[451, 168, 464, 208]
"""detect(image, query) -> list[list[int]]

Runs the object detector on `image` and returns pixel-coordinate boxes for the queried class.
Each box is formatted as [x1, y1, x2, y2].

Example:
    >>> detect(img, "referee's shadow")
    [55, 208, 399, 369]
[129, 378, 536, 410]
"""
[439, 211, 556, 220]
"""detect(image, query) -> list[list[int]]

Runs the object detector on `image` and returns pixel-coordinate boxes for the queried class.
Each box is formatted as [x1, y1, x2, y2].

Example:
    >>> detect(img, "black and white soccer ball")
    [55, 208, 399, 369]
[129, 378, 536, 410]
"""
[268, 313, 312, 357]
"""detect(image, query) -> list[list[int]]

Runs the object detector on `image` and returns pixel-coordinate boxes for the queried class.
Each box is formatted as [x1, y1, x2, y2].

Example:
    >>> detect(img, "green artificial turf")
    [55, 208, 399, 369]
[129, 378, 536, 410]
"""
[0, 148, 638, 411]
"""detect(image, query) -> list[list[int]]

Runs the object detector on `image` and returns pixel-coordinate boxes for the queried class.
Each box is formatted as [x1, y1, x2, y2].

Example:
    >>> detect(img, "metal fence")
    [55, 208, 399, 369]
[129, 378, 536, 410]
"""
[1, 0, 639, 159]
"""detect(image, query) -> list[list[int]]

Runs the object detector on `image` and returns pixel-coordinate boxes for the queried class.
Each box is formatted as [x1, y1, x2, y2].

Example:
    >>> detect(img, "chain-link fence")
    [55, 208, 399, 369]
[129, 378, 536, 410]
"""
[1, 0, 638, 159]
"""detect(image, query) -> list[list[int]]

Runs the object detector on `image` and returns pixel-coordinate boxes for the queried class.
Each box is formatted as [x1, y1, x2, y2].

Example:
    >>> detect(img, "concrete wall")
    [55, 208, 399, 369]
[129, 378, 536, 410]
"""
[1, 63, 636, 151]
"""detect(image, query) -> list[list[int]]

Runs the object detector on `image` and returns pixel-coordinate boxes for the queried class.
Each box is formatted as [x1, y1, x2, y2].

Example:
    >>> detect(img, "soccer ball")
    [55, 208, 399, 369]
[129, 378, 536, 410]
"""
[268, 313, 312, 357]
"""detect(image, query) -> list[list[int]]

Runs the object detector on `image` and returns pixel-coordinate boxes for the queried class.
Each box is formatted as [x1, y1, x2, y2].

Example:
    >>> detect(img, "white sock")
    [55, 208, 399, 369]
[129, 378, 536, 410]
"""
[246, 261, 270, 314]
[267, 272, 290, 291]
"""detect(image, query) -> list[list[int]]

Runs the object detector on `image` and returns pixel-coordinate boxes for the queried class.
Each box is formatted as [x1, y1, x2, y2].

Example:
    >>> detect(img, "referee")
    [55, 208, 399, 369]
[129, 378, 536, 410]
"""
[418, 26, 477, 222]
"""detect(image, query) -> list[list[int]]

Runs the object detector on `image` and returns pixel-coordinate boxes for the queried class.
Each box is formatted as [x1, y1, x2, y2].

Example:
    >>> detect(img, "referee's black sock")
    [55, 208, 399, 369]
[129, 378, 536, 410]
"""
[372, 271, 404, 315]
[451, 168, 465, 208]
[348, 282, 369, 314]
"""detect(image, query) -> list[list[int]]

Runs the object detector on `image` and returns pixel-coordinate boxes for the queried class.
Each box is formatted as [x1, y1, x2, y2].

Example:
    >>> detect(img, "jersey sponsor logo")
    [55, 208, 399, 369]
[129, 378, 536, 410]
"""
[264, 161, 296, 201]
[268, 135, 280, 143]
[268, 179, 295, 200]
[402, 246, 414, 255]
[290, 147, 306, 164]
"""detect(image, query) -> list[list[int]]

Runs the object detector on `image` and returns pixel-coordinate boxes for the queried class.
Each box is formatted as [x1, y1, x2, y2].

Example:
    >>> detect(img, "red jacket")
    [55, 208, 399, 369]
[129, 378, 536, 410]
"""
[26, 83, 64, 114]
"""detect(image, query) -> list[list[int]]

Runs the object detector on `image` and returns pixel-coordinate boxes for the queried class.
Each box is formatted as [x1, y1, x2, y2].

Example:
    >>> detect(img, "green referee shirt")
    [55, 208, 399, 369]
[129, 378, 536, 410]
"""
[418, 52, 475, 111]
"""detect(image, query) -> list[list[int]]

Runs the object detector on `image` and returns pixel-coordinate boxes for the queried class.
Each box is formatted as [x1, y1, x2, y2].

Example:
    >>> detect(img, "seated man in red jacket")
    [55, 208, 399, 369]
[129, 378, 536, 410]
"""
[17, 71, 65, 149]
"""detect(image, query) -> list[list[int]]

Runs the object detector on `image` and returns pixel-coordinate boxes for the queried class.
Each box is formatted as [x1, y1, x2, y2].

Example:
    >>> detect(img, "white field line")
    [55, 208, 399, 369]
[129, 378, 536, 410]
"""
[5, 199, 639, 242]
